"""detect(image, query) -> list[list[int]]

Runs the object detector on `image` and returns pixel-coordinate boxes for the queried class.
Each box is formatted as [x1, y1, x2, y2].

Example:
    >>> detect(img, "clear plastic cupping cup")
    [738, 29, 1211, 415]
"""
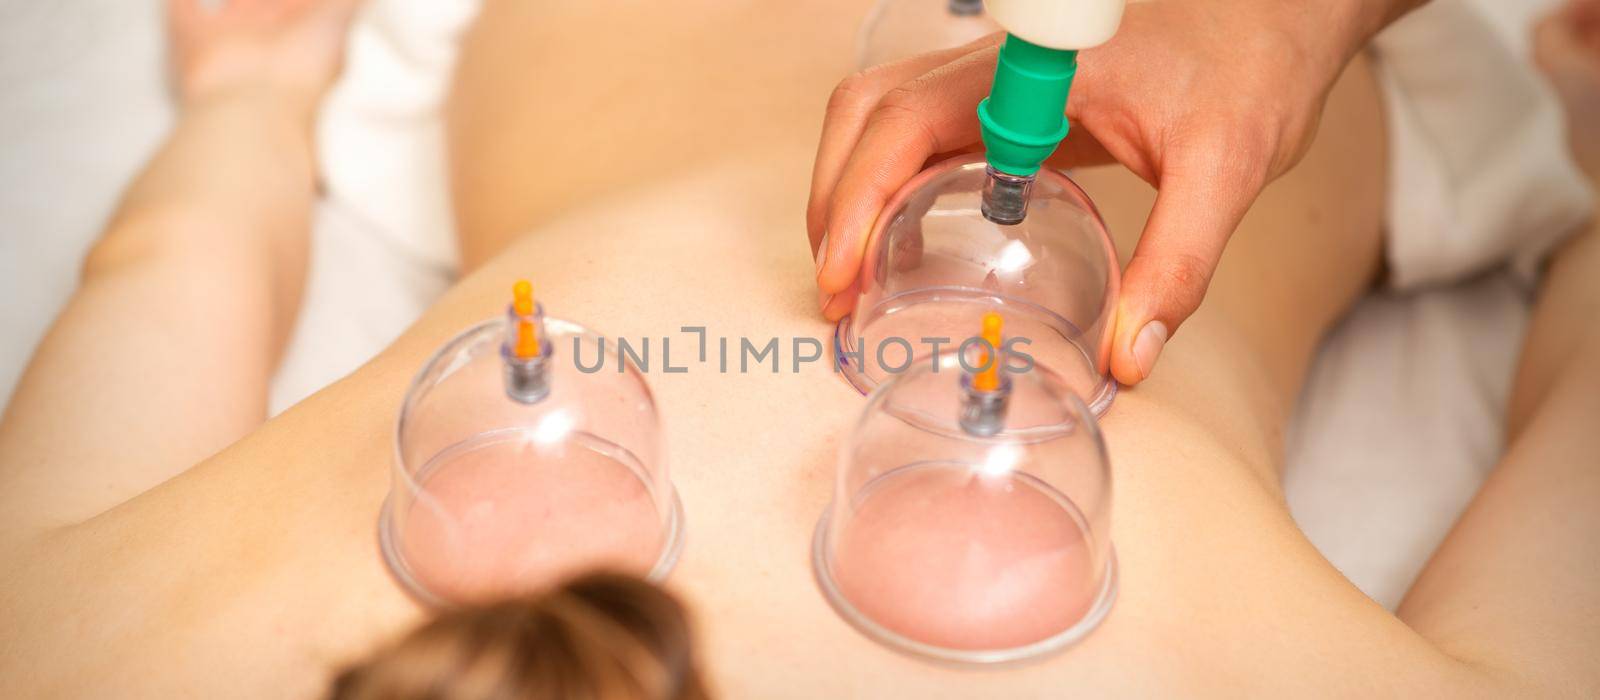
[813, 336, 1116, 664]
[834, 153, 1120, 416]
[857, 0, 999, 69]
[381, 290, 685, 606]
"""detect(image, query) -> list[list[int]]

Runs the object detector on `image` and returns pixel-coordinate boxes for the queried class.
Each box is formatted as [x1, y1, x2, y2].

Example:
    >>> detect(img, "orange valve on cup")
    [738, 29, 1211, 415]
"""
[961, 312, 1010, 436]
[512, 280, 541, 360]
[973, 311, 1004, 392]
[504, 280, 550, 403]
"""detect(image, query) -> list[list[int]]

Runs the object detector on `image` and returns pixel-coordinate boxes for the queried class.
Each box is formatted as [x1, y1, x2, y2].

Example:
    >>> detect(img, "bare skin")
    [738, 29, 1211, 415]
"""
[1, 0, 1597, 697]
[0, 0, 359, 531]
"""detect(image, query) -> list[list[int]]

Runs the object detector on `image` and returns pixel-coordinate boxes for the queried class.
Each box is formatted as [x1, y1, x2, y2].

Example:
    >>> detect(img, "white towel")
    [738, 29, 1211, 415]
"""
[1372, 0, 1594, 290]
[269, 0, 481, 410]
[1287, 0, 1595, 609]
[317, 0, 479, 272]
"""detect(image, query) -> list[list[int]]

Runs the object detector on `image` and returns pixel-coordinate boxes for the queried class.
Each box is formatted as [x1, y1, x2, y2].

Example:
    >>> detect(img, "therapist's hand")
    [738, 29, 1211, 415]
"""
[808, 0, 1421, 385]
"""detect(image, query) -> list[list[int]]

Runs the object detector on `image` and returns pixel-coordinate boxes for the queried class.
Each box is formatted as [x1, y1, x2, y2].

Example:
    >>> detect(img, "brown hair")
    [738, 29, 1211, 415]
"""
[330, 573, 708, 700]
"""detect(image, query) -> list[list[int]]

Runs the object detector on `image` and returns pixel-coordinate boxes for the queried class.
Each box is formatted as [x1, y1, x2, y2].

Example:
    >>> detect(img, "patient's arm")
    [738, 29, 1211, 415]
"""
[1397, 226, 1600, 694]
[0, 0, 358, 533]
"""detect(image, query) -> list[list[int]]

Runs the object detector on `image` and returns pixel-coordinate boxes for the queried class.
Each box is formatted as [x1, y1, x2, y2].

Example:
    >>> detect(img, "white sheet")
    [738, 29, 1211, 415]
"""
[1286, 0, 1592, 609]
[0, 0, 1587, 612]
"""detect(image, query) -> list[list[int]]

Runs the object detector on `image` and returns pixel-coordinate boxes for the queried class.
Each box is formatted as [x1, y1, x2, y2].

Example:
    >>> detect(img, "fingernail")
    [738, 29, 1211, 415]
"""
[1131, 321, 1168, 380]
[815, 232, 830, 276]
[819, 291, 835, 312]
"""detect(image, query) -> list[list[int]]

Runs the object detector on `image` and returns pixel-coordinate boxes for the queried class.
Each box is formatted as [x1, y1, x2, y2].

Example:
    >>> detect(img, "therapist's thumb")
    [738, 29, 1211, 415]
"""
[1110, 154, 1262, 386]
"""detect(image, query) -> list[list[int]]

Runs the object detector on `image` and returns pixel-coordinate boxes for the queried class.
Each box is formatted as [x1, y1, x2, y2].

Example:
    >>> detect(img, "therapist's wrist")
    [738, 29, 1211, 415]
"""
[1238, 1, 1361, 95]
[1339, 0, 1431, 57]
[1279, 0, 1428, 88]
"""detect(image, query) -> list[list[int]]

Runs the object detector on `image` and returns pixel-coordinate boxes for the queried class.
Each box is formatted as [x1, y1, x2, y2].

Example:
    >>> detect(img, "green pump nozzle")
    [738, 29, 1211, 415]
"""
[978, 35, 1078, 178]
[976, 35, 1078, 224]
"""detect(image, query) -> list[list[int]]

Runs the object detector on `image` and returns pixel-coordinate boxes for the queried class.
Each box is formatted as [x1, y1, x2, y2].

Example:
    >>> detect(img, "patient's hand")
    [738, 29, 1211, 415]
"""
[1537, 0, 1600, 182]
[168, 0, 362, 121]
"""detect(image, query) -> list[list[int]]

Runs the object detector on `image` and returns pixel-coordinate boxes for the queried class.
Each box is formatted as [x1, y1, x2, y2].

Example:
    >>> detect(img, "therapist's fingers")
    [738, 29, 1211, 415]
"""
[807, 37, 1002, 257]
[815, 46, 999, 295]
[1110, 137, 1266, 385]
[820, 277, 860, 321]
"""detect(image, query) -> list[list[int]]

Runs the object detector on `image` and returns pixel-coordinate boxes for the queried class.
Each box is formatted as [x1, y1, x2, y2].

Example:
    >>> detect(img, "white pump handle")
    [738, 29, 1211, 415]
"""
[984, 0, 1128, 50]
